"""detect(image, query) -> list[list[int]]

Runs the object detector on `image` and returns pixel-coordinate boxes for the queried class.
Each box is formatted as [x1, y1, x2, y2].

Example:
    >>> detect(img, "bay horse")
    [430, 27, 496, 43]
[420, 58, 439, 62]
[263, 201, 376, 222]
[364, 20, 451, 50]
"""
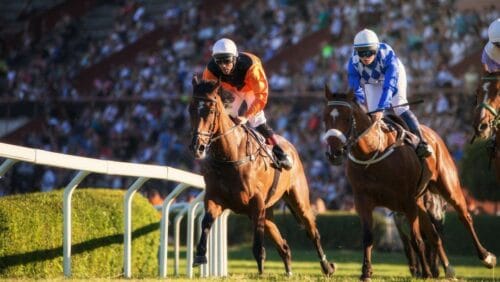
[188, 77, 335, 276]
[472, 71, 500, 182]
[322, 87, 496, 281]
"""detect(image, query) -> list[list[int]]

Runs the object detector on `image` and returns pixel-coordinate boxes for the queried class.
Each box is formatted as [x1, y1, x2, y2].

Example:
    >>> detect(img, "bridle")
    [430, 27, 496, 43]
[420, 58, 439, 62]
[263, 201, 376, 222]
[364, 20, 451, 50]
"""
[324, 100, 399, 166]
[474, 75, 500, 140]
[191, 94, 240, 148]
[323, 100, 358, 159]
[191, 93, 262, 166]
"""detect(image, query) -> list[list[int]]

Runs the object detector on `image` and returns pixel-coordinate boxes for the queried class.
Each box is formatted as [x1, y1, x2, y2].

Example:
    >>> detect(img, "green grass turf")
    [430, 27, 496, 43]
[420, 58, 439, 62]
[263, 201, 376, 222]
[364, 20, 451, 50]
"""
[2, 246, 497, 281]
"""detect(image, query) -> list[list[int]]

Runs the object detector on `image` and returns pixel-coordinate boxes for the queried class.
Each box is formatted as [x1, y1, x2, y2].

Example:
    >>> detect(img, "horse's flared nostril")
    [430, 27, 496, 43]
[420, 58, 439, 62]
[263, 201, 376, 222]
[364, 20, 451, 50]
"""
[478, 123, 488, 132]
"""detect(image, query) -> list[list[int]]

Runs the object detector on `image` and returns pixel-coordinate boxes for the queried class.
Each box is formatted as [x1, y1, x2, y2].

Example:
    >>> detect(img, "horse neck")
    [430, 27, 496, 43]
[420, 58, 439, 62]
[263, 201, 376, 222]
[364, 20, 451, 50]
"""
[210, 109, 247, 159]
[351, 108, 391, 155]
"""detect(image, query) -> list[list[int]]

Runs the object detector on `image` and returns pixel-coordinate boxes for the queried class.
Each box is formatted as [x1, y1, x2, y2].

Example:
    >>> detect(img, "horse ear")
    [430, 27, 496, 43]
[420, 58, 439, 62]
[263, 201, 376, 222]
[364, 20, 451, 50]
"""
[192, 74, 199, 86]
[324, 83, 334, 100]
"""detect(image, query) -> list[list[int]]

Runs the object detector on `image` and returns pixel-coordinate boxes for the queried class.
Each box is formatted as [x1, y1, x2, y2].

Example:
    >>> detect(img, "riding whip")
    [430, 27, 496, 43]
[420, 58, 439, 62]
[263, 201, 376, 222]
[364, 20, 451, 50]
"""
[367, 99, 424, 114]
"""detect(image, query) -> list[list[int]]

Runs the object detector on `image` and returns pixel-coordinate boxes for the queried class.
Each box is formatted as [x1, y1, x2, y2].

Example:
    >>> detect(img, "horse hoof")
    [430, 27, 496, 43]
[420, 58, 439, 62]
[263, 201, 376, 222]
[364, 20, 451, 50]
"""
[482, 252, 497, 269]
[286, 271, 293, 277]
[445, 265, 456, 279]
[192, 255, 207, 267]
[359, 277, 371, 282]
[321, 260, 336, 276]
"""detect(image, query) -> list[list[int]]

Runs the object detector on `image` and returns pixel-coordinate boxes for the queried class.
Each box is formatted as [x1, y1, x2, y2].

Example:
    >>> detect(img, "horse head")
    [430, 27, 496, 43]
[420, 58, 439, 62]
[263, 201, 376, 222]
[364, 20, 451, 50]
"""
[473, 72, 500, 140]
[322, 85, 359, 166]
[189, 76, 223, 159]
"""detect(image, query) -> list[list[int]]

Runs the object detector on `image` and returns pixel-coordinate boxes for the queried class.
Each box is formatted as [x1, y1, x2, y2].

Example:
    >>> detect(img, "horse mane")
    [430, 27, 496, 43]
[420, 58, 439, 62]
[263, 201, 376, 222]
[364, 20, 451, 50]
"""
[193, 79, 218, 97]
[192, 79, 234, 107]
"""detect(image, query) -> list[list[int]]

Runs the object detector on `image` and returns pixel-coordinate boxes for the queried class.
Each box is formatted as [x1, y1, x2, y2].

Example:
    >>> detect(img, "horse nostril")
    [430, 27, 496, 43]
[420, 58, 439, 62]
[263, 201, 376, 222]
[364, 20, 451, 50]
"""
[198, 144, 205, 152]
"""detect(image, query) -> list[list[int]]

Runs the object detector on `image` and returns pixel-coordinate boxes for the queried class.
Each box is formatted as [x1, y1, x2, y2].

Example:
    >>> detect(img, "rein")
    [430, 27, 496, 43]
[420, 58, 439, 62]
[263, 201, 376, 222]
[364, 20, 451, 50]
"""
[326, 100, 401, 167]
[192, 95, 264, 167]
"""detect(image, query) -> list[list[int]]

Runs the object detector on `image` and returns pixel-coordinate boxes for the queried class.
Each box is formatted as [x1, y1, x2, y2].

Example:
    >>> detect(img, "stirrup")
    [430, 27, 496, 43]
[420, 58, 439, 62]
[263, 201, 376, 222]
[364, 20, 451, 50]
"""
[416, 142, 432, 158]
[272, 146, 293, 170]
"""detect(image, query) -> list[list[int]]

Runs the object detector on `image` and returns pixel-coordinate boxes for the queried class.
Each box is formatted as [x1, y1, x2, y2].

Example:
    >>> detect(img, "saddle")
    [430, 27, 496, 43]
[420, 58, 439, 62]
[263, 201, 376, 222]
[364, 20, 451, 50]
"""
[242, 124, 282, 169]
[382, 114, 420, 150]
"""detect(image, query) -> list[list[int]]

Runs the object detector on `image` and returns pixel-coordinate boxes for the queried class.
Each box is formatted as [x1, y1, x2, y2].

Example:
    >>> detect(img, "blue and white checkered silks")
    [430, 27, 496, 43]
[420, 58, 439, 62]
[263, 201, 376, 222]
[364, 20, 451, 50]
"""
[482, 41, 500, 72]
[347, 43, 409, 115]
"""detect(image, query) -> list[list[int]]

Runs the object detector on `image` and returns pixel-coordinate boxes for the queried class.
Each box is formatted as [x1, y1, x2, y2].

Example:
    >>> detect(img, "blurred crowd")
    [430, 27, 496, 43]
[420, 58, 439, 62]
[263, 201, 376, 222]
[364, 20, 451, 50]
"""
[0, 0, 498, 210]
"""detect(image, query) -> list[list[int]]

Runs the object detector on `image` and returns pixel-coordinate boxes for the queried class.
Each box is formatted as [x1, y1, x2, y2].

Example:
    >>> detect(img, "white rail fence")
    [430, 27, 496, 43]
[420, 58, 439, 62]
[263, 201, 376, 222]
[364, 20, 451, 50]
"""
[0, 142, 228, 278]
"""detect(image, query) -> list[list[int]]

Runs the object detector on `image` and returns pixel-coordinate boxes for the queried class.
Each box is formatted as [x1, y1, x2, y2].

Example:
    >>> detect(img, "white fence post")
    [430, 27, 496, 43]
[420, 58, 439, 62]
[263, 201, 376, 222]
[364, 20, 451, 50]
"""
[123, 177, 149, 278]
[63, 170, 91, 277]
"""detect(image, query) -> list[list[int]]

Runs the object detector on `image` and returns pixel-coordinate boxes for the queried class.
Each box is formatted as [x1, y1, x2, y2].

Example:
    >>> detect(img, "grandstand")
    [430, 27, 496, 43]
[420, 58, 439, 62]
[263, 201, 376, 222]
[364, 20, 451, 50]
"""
[0, 0, 498, 212]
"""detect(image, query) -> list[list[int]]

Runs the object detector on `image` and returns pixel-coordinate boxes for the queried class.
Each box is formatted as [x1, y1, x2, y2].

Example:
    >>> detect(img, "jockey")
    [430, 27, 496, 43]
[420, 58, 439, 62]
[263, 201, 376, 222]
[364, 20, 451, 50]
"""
[347, 29, 432, 158]
[482, 18, 500, 73]
[202, 38, 292, 170]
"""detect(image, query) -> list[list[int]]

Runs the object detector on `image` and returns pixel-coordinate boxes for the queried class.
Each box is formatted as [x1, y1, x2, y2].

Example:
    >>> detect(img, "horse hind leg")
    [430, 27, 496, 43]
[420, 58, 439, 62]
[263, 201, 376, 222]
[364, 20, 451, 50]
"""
[283, 191, 335, 276]
[417, 198, 455, 279]
[264, 208, 292, 275]
[435, 172, 497, 268]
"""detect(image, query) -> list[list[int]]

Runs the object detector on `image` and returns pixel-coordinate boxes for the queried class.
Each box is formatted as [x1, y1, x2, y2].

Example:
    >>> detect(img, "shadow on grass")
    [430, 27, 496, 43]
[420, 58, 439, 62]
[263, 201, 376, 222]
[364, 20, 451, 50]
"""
[0, 222, 159, 269]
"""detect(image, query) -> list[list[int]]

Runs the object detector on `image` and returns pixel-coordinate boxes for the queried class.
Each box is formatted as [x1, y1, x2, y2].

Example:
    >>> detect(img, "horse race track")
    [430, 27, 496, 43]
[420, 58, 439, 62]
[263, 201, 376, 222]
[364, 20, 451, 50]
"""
[3, 246, 497, 281]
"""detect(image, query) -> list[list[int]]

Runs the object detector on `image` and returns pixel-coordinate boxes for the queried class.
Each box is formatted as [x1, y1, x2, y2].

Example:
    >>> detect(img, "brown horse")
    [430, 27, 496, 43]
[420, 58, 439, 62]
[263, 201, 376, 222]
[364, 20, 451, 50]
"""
[322, 87, 496, 281]
[188, 77, 335, 276]
[472, 71, 500, 182]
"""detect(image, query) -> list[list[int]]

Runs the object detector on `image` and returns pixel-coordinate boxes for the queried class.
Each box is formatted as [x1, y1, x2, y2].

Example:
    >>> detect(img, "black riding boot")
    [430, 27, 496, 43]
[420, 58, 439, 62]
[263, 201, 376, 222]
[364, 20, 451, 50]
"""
[400, 110, 432, 158]
[255, 123, 292, 170]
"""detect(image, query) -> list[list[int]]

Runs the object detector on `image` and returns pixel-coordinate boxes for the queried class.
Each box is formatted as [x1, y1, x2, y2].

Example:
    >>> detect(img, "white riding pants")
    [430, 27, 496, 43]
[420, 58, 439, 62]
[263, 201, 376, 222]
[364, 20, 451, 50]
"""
[225, 91, 267, 127]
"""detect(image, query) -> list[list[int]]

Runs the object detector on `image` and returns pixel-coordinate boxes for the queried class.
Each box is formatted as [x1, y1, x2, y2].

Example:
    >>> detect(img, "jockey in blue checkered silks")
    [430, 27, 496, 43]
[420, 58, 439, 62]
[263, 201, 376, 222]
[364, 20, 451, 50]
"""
[347, 28, 432, 158]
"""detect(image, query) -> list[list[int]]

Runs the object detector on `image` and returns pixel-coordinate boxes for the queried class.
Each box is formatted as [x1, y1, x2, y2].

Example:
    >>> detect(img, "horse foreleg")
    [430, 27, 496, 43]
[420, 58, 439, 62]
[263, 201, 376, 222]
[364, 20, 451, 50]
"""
[406, 209, 432, 278]
[193, 200, 222, 267]
[250, 195, 266, 274]
[358, 207, 374, 281]
[264, 208, 292, 276]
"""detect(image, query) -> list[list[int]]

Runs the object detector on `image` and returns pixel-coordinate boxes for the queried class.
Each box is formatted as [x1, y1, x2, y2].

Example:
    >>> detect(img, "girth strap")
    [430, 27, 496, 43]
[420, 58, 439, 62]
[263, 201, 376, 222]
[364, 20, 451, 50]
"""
[265, 168, 281, 205]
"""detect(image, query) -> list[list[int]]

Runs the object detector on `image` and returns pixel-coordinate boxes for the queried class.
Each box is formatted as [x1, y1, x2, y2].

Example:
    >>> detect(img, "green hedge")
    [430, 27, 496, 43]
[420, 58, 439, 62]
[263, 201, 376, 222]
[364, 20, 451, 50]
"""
[0, 189, 160, 279]
[460, 141, 499, 201]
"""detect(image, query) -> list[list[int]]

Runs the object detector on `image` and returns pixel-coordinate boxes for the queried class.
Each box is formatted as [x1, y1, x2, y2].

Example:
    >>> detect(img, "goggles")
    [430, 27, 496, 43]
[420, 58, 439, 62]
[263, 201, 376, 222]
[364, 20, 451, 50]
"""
[215, 57, 234, 65]
[357, 49, 377, 58]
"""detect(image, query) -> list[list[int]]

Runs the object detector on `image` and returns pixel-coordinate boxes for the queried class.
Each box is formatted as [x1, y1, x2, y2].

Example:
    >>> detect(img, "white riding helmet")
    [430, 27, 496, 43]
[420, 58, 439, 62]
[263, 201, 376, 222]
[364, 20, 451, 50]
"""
[212, 38, 238, 58]
[353, 29, 379, 50]
[488, 18, 500, 43]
